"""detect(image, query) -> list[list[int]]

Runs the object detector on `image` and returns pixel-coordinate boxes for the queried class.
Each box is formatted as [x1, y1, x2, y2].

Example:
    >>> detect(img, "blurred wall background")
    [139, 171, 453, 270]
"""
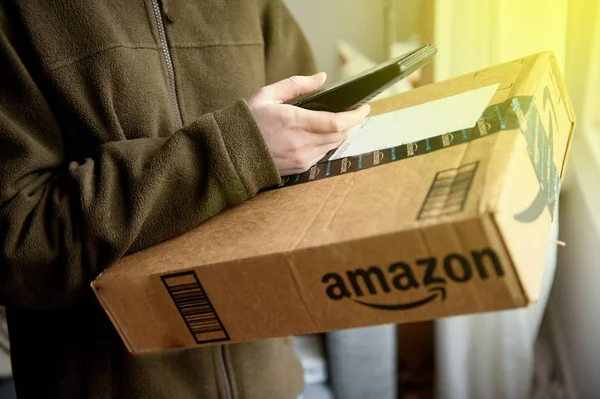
[284, 0, 421, 80]
[284, 0, 387, 80]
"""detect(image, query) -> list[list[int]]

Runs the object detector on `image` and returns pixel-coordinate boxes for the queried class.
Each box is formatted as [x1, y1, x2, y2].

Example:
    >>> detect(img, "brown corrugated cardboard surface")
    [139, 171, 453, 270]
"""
[493, 54, 574, 304]
[92, 51, 575, 354]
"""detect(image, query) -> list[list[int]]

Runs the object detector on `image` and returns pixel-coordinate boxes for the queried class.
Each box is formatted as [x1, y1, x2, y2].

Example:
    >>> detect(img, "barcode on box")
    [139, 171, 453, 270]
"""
[161, 271, 230, 344]
[418, 162, 479, 220]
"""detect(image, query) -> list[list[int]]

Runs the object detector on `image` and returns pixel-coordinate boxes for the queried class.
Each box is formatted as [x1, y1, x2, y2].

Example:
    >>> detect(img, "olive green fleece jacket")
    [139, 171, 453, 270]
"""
[0, 0, 316, 398]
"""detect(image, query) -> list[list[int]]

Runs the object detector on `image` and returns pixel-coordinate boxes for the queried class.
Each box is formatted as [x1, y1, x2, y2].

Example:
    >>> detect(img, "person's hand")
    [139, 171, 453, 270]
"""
[248, 73, 370, 176]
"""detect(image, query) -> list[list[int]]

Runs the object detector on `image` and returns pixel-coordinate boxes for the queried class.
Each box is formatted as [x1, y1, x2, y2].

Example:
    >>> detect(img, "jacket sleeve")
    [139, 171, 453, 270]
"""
[0, 20, 281, 309]
[262, 0, 318, 84]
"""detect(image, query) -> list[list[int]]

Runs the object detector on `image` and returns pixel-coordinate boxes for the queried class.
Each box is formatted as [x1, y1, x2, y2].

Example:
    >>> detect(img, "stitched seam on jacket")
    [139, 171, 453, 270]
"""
[170, 41, 264, 49]
[47, 44, 159, 72]
[47, 41, 265, 72]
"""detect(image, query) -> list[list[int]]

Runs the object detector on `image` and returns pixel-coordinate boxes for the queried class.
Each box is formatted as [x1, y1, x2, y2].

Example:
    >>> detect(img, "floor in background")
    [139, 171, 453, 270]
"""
[398, 321, 434, 399]
[302, 383, 335, 399]
[0, 378, 16, 399]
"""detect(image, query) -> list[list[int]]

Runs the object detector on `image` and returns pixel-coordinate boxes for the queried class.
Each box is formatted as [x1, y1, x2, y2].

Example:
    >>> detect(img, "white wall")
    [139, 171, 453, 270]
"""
[550, 133, 600, 398]
[394, 0, 420, 42]
[284, 0, 388, 80]
[433, 0, 568, 82]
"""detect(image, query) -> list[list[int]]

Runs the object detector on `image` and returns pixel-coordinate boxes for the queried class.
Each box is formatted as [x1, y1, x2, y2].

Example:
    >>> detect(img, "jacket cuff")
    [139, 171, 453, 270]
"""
[211, 99, 281, 203]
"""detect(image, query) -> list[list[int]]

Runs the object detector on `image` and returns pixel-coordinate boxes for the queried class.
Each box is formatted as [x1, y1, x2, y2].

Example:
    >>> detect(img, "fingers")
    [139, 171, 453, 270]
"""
[280, 124, 363, 174]
[258, 73, 327, 103]
[294, 104, 371, 133]
[306, 122, 363, 146]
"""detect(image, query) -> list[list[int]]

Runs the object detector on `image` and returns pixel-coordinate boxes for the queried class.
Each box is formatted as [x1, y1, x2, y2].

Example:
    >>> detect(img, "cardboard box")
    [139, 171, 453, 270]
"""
[92, 51, 575, 354]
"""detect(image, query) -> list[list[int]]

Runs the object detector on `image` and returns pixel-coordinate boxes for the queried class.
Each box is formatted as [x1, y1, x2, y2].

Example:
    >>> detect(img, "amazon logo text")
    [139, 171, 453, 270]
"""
[321, 248, 504, 310]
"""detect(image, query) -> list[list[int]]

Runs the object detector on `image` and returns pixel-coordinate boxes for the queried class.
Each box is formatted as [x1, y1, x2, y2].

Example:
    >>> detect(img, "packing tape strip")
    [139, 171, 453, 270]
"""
[270, 96, 535, 189]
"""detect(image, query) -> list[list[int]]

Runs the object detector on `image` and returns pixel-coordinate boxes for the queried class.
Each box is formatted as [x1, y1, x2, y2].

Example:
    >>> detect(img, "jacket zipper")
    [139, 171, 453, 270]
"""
[150, 2, 231, 397]
[150, 0, 183, 129]
[217, 346, 234, 399]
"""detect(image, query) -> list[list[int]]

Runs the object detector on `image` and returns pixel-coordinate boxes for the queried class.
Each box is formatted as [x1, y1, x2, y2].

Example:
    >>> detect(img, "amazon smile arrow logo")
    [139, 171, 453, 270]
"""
[354, 287, 447, 310]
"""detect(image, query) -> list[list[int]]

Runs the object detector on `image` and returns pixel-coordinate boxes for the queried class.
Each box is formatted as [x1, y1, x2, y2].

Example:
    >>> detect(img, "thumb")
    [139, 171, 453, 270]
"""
[264, 73, 327, 103]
